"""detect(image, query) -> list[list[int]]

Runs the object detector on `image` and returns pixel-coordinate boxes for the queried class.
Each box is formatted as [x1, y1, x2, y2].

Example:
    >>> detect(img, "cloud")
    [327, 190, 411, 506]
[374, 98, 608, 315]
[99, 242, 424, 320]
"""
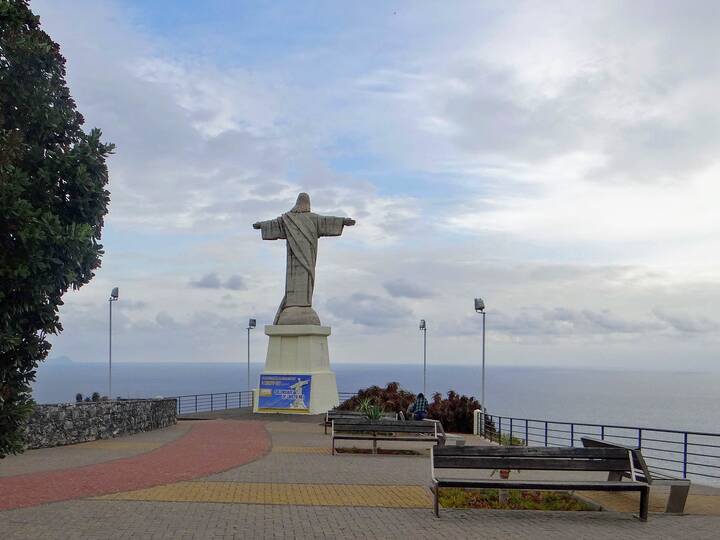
[454, 306, 666, 339]
[155, 311, 176, 327]
[653, 308, 719, 334]
[189, 273, 246, 291]
[224, 274, 247, 291]
[326, 293, 413, 328]
[383, 279, 434, 299]
[189, 273, 222, 289]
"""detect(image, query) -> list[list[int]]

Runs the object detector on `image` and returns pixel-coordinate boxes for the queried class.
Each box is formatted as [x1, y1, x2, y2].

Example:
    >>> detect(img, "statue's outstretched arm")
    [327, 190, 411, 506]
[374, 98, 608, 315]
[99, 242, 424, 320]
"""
[253, 217, 286, 239]
[344, 218, 356, 226]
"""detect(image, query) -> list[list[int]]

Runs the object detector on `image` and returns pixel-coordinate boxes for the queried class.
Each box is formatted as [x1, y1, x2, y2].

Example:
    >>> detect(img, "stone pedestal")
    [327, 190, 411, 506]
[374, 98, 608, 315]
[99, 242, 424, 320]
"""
[253, 325, 339, 415]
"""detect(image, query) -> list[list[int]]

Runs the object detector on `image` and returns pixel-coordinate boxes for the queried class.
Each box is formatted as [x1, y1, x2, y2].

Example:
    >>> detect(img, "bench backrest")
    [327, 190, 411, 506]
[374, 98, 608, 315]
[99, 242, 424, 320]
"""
[333, 419, 438, 435]
[432, 445, 634, 474]
[326, 410, 396, 421]
[581, 436, 653, 483]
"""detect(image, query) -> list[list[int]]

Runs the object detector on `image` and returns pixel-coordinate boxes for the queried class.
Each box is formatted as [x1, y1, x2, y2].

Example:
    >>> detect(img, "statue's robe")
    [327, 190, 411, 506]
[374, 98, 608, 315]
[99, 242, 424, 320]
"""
[257, 212, 346, 324]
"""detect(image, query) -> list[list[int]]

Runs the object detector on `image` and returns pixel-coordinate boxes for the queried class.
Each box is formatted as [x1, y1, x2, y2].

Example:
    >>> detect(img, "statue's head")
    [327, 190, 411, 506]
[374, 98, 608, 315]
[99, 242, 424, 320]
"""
[290, 192, 311, 213]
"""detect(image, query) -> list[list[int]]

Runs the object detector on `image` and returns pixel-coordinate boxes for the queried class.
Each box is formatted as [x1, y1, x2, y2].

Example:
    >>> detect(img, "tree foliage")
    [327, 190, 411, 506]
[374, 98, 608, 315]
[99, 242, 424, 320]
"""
[0, 0, 113, 457]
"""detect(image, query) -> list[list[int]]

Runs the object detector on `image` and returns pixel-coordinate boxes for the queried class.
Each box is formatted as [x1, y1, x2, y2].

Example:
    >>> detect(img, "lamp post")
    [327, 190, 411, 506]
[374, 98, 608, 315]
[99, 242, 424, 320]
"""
[108, 287, 119, 399]
[419, 319, 427, 394]
[247, 318, 256, 393]
[474, 297, 486, 434]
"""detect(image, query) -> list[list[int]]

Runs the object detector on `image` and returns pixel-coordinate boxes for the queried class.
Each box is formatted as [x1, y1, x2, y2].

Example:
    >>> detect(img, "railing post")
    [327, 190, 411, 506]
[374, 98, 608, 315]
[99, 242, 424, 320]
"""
[225, 393, 228, 409]
[638, 429, 642, 448]
[683, 433, 688, 478]
[211, 393, 214, 411]
[601, 425, 605, 440]
[498, 417, 502, 444]
[525, 419, 529, 446]
[195, 394, 198, 412]
[544, 422, 548, 446]
[510, 418, 513, 445]
[570, 423, 574, 447]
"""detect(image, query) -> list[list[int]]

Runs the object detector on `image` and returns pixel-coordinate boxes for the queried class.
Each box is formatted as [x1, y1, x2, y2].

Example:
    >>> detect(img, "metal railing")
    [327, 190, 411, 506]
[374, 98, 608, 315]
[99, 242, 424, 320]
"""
[485, 413, 720, 484]
[338, 391, 357, 403]
[173, 390, 354, 415]
[173, 391, 254, 415]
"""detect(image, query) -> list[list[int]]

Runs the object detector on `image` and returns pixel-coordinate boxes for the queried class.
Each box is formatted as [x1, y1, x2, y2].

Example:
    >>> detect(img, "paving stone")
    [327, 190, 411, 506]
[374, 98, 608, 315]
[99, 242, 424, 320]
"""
[3, 500, 720, 539]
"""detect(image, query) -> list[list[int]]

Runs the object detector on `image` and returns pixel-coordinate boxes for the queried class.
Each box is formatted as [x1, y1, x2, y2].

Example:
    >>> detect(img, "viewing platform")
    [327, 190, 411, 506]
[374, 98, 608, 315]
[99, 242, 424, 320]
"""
[3, 404, 720, 539]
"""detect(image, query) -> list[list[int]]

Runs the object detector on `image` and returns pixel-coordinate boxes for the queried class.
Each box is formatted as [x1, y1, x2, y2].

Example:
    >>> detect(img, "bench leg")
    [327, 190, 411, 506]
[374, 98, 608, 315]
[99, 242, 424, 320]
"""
[666, 484, 690, 513]
[324, 423, 328, 435]
[332, 437, 335, 456]
[372, 439, 377, 455]
[433, 484, 440, 517]
[639, 486, 649, 522]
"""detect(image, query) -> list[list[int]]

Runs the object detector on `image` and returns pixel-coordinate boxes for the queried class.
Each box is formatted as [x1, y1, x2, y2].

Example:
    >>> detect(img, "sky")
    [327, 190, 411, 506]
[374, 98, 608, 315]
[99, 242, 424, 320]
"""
[32, 0, 720, 370]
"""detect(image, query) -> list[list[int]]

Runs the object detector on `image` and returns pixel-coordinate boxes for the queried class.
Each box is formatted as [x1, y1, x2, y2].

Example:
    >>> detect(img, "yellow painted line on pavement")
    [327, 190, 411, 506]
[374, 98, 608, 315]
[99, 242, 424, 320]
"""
[272, 446, 330, 454]
[96, 481, 432, 508]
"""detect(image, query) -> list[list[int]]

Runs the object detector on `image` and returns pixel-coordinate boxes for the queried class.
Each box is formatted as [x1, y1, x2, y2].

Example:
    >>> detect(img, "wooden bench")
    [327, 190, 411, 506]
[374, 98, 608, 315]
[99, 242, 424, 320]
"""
[332, 419, 444, 455]
[581, 436, 691, 513]
[431, 445, 650, 521]
[423, 418, 465, 447]
[322, 410, 396, 434]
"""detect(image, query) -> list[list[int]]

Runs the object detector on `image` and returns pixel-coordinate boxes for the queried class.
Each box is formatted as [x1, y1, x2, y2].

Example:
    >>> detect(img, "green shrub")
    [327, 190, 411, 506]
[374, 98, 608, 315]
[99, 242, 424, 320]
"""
[339, 384, 496, 434]
[338, 382, 415, 413]
[357, 398, 385, 421]
[427, 390, 484, 434]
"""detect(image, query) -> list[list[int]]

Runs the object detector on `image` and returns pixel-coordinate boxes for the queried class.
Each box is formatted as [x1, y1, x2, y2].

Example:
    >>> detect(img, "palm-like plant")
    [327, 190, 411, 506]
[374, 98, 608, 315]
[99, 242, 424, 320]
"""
[358, 398, 385, 421]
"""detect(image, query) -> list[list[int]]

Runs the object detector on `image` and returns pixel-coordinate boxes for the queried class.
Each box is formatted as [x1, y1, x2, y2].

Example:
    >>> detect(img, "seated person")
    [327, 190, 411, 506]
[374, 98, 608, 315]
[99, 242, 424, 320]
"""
[407, 393, 429, 421]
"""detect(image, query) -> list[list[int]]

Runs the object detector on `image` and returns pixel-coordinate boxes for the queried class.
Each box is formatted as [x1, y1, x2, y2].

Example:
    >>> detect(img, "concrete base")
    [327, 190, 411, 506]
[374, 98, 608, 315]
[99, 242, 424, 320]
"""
[253, 325, 339, 415]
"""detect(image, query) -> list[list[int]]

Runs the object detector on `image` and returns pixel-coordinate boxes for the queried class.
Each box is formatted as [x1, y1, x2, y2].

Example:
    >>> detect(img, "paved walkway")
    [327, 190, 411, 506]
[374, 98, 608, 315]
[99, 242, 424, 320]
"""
[2, 410, 720, 539]
[0, 420, 269, 510]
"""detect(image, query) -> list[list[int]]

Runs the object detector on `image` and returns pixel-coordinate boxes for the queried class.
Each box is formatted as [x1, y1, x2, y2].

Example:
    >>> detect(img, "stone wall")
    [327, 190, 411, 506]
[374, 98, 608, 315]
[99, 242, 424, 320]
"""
[23, 398, 177, 449]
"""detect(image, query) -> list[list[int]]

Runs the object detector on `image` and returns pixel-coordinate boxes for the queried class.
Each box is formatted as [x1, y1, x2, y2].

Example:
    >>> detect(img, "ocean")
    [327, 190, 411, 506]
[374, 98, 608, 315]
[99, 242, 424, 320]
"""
[32, 361, 720, 434]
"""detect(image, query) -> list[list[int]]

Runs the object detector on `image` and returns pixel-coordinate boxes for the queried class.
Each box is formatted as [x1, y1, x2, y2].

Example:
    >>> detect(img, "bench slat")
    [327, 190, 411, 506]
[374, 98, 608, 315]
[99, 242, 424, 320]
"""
[433, 479, 644, 491]
[334, 419, 430, 426]
[433, 456, 631, 471]
[334, 424, 436, 433]
[334, 435, 439, 442]
[433, 446, 627, 459]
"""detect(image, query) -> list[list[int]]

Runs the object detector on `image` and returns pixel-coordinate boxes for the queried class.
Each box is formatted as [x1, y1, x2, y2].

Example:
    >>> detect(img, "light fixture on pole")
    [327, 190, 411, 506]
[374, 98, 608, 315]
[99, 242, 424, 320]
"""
[108, 287, 119, 399]
[419, 319, 427, 395]
[474, 297, 486, 434]
[247, 318, 256, 394]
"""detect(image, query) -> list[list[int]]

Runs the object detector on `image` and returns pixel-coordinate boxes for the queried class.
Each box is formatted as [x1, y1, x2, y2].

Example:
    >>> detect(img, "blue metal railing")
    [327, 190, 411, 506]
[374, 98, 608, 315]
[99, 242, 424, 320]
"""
[173, 391, 254, 415]
[173, 390, 355, 415]
[485, 413, 720, 484]
[338, 391, 357, 403]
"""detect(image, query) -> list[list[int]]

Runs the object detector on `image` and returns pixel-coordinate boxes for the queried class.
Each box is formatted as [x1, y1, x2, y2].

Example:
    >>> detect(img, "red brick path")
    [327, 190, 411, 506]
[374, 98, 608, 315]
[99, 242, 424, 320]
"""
[0, 420, 270, 511]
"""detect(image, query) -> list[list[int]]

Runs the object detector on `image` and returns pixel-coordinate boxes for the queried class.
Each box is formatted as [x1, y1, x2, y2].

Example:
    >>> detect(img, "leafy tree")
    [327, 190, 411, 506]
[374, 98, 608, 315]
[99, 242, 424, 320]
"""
[0, 1, 113, 457]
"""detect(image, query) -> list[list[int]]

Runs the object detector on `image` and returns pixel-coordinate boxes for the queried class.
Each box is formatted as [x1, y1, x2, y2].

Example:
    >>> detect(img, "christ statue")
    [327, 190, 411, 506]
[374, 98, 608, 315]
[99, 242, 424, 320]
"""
[253, 193, 355, 325]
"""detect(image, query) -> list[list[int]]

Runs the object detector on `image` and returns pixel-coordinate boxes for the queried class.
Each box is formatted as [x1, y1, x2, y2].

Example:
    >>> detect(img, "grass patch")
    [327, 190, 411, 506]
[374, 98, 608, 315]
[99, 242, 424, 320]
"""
[439, 488, 597, 511]
[483, 432, 525, 446]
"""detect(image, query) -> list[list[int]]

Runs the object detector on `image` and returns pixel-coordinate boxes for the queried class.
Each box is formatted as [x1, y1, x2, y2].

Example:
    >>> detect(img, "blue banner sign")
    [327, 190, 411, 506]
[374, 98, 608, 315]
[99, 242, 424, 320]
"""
[258, 374, 312, 413]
